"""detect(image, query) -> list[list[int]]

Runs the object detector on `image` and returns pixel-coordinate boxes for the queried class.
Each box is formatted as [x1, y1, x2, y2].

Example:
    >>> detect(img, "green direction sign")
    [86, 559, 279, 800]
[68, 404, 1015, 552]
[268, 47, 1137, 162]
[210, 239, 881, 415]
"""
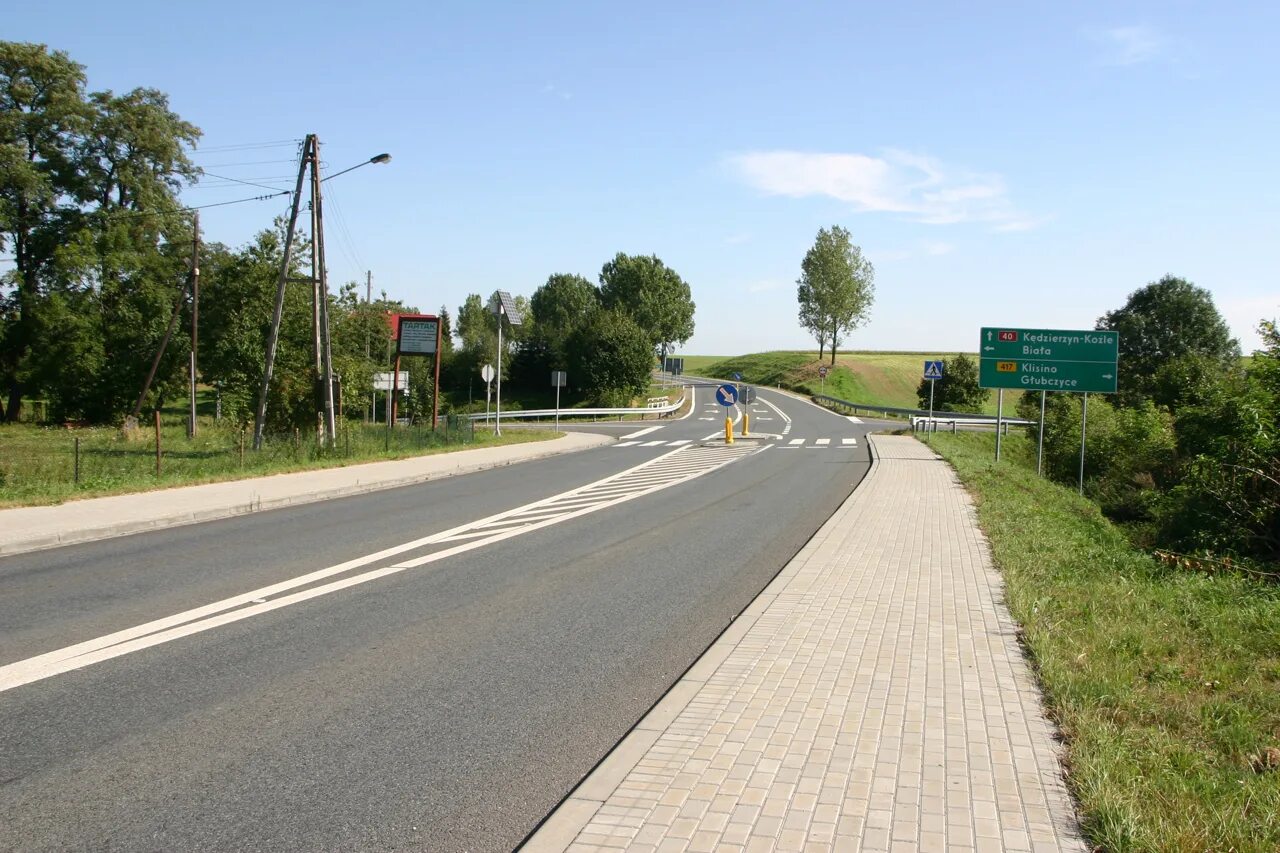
[979, 327, 1119, 393]
[979, 358, 1117, 393]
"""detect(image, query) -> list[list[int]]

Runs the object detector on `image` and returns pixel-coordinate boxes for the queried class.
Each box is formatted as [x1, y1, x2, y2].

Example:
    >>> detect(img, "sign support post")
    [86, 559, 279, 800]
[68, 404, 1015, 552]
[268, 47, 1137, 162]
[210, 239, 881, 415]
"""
[922, 361, 943, 431]
[495, 320, 503, 436]
[1037, 391, 1046, 476]
[551, 370, 566, 432]
[996, 390, 1004, 461]
[1079, 393, 1088, 495]
[489, 291, 524, 439]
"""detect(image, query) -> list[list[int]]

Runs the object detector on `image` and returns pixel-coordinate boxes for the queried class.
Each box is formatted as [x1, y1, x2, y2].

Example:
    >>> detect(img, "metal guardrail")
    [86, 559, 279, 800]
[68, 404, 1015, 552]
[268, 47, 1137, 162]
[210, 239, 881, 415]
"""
[910, 416, 1035, 434]
[812, 393, 1035, 427]
[468, 390, 688, 423]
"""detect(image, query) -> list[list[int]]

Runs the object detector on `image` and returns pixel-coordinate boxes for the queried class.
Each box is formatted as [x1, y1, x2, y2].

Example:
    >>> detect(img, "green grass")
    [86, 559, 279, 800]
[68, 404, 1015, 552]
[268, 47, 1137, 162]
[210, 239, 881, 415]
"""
[677, 350, 1003, 414]
[928, 431, 1280, 851]
[0, 416, 556, 508]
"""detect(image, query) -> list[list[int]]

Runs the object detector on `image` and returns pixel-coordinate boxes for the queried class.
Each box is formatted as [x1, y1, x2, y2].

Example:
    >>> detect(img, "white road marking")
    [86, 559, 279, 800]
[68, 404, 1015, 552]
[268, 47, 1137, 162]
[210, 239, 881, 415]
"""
[846, 416, 863, 424]
[641, 440, 666, 447]
[669, 439, 692, 446]
[842, 438, 857, 446]
[789, 438, 805, 446]
[0, 444, 762, 694]
[758, 395, 793, 436]
[621, 425, 662, 440]
[616, 441, 640, 447]
[815, 438, 830, 446]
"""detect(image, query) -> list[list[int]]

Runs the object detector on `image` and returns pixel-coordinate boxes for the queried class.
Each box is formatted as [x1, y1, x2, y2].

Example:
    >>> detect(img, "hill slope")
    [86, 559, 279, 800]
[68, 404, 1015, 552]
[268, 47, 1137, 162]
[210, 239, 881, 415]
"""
[680, 351, 1001, 414]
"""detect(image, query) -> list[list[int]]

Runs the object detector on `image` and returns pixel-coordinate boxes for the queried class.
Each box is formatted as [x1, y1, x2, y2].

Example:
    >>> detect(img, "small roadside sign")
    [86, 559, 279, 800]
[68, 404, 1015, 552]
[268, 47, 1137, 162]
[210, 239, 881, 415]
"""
[731, 371, 743, 381]
[716, 384, 739, 406]
[818, 366, 828, 378]
[550, 370, 566, 387]
[923, 361, 944, 380]
[481, 364, 495, 383]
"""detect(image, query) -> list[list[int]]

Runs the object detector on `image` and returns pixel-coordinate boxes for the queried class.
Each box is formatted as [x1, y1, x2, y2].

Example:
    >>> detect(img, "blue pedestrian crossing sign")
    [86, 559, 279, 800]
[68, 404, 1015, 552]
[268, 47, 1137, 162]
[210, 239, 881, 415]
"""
[716, 384, 739, 406]
[923, 360, 944, 380]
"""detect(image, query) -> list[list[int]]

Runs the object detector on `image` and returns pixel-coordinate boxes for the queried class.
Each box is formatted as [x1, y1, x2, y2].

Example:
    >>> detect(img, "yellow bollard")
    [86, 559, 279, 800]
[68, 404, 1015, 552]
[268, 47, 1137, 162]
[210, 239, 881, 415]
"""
[741, 412, 750, 436]
[724, 416, 734, 444]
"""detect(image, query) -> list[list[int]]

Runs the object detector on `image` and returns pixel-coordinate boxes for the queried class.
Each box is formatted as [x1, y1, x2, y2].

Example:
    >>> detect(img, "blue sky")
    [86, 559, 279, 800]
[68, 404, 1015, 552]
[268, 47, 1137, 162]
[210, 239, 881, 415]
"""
[9, 1, 1278, 355]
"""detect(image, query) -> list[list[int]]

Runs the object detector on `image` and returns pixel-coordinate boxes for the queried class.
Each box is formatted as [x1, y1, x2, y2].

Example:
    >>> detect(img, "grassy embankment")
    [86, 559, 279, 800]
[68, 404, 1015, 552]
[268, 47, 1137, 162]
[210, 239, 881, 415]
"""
[927, 430, 1280, 851]
[679, 350, 1002, 414]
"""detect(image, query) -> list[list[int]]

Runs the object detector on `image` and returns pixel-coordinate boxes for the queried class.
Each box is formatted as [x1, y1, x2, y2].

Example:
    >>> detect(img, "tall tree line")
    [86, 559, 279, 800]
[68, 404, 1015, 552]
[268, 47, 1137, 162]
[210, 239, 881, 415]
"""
[2, 43, 698, 429]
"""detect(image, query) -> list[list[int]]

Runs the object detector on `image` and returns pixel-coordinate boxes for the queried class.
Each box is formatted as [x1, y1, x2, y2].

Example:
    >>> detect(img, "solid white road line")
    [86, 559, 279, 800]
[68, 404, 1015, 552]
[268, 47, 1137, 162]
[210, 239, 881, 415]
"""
[621, 425, 662, 440]
[641, 440, 666, 447]
[758, 394, 792, 435]
[0, 444, 758, 694]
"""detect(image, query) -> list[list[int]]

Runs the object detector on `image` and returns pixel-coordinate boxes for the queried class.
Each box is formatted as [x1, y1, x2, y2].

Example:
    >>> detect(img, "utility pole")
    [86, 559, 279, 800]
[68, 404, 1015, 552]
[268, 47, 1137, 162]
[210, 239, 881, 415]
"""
[312, 139, 338, 447]
[253, 136, 311, 450]
[187, 211, 200, 438]
[253, 136, 387, 451]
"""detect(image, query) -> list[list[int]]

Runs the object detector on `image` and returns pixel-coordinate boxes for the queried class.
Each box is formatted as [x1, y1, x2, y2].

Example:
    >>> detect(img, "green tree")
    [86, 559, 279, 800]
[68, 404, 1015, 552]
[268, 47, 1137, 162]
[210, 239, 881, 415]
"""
[0, 42, 92, 420]
[796, 225, 875, 365]
[0, 42, 200, 422]
[916, 353, 987, 412]
[1098, 275, 1239, 407]
[598, 253, 694, 362]
[564, 308, 654, 404]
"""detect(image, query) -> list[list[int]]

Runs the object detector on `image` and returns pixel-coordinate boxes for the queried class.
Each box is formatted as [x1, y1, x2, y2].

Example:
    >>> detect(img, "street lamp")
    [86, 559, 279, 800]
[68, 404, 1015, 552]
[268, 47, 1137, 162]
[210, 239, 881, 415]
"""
[321, 152, 392, 183]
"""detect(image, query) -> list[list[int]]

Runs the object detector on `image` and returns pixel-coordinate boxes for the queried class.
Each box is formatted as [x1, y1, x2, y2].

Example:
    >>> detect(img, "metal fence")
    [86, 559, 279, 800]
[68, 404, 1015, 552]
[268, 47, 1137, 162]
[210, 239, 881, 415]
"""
[0, 417, 476, 498]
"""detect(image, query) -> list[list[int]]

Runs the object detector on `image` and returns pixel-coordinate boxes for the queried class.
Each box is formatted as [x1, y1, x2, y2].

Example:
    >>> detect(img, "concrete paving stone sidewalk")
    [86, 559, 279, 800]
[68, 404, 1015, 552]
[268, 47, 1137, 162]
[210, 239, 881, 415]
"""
[0, 431, 611, 557]
[527, 434, 1086, 853]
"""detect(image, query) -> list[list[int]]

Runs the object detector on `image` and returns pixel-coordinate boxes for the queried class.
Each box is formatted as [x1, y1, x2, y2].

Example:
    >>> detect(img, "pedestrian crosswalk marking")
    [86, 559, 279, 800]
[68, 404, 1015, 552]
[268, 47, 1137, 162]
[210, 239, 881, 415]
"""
[614, 437, 860, 450]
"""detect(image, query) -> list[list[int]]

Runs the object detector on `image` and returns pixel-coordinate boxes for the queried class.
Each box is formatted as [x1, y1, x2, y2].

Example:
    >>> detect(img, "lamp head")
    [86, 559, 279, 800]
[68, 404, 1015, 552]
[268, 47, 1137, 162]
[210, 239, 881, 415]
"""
[370, 153, 391, 164]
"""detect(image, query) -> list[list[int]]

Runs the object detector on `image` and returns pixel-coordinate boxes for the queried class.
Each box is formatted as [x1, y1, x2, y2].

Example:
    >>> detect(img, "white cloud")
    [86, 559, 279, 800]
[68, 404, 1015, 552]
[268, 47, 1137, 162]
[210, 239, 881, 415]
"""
[1089, 25, 1169, 66]
[727, 149, 1036, 231]
[747, 279, 787, 294]
[923, 241, 954, 256]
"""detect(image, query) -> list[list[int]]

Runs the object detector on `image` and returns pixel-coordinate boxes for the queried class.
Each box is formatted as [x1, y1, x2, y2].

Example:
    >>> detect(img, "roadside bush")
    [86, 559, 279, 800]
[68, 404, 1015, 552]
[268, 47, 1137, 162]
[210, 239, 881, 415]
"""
[1029, 394, 1175, 524]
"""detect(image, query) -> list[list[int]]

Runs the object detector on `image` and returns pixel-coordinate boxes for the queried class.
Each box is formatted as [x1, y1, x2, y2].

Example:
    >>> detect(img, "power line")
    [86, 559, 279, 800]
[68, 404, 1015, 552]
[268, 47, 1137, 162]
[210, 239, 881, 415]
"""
[96, 190, 290, 221]
[197, 171, 291, 192]
[192, 158, 298, 168]
[194, 139, 300, 153]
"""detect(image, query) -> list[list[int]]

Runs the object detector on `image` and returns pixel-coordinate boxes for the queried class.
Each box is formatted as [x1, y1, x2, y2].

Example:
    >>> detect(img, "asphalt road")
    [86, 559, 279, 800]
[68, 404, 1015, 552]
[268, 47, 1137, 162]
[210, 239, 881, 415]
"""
[0, 384, 892, 852]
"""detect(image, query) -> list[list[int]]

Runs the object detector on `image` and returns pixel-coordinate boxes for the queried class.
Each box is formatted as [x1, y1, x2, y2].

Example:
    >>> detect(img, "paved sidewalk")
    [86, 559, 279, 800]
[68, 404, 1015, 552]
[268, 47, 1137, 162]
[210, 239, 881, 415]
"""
[527, 435, 1085, 852]
[0, 431, 611, 557]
